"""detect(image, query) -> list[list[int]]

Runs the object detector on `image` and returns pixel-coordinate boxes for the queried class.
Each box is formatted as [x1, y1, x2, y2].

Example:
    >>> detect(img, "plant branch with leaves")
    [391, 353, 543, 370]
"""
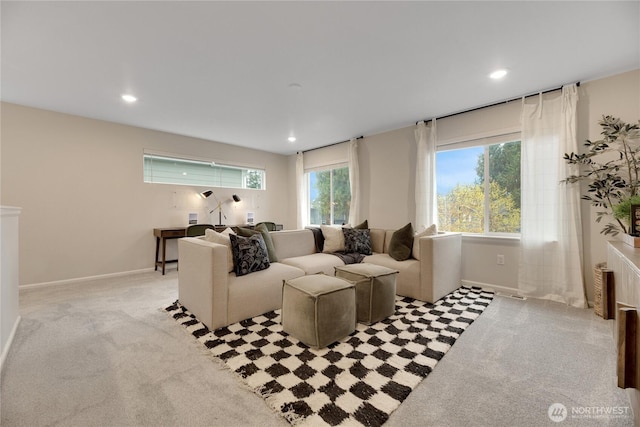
[563, 115, 640, 236]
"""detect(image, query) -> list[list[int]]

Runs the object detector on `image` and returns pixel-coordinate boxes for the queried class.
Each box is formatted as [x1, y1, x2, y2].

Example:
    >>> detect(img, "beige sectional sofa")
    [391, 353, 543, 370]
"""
[178, 228, 462, 331]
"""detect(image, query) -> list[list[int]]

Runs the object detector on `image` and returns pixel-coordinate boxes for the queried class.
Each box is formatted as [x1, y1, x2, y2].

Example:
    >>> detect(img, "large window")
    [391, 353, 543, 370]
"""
[143, 153, 265, 190]
[436, 139, 521, 234]
[307, 165, 351, 225]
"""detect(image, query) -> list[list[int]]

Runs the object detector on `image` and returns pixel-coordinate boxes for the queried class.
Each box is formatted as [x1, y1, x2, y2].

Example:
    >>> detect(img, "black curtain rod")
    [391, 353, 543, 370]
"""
[416, 81, 581, 125]
[300, 81, 581, 154]
[301, 135, 364, 154]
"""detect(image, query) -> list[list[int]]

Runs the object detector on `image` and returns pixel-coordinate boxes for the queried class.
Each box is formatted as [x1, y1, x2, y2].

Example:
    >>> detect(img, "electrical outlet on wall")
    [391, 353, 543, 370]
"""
[497, 254, 505, 265]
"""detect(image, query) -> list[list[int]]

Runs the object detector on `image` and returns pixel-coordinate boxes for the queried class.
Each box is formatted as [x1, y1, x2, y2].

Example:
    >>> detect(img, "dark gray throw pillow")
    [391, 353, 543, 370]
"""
[353, 219, 368, 229]
[234, 226, 277, 262]
[343, 228, 372, 255]
[229, 234, 270, 276]
[388, 223, 414, 261]
[235, 227, 259, 237]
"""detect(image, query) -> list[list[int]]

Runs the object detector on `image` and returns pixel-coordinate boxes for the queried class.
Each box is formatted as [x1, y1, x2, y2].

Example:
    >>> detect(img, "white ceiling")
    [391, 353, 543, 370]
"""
[2, 1, 639, 155]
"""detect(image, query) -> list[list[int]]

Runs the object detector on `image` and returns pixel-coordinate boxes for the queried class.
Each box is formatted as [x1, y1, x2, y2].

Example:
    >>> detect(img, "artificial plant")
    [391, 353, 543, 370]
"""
[564, 115, 640, 236]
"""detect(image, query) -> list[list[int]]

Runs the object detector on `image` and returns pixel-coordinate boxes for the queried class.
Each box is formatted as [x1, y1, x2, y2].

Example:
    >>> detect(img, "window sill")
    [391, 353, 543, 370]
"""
[461, 233, 521, 243]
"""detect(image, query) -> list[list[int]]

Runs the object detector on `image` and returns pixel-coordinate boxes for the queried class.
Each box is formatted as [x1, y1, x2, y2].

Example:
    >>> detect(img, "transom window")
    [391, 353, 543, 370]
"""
[143, 153, 265, 190]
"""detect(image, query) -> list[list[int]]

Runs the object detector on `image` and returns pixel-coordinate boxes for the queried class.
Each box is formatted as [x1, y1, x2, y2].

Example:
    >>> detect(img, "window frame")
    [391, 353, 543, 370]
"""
[305, 162, 351, 226]
[436, 131, 521, 236]
[143, 151, 266, 190]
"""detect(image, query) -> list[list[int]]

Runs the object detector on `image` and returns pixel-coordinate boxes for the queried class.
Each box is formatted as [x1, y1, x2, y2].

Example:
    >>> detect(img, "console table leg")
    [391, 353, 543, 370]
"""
[153, 228, 186, 275]
[161, 238, 167, 275]
[155, 237, 160, 271]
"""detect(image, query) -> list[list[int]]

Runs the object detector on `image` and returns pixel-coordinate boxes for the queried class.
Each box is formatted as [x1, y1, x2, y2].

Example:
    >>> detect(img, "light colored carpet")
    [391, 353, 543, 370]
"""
[1, 271, 633, 426]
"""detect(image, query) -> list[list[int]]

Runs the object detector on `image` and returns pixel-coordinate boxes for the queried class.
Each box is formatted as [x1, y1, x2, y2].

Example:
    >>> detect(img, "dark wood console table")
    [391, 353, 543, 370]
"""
[154, 224, 283, 275]
[154, 227, 186, 275]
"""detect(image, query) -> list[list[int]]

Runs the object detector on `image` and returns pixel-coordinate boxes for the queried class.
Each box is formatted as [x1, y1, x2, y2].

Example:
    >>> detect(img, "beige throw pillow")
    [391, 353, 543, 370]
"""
[321, 225, 345, 253]
[412, 224, 437, 260]
[204, 227, 236, 272]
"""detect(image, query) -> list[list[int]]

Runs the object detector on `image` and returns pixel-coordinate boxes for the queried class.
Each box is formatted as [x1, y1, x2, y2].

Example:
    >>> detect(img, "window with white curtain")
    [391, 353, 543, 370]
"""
[143, 153, 265, 190]
[436, 133, 521, 234]
[306, 164, 351, 225]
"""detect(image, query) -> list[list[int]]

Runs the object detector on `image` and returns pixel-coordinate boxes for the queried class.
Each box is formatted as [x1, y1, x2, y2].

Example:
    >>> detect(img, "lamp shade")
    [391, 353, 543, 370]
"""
[200, 190, 213, 198]
[232, 194, 241, 202]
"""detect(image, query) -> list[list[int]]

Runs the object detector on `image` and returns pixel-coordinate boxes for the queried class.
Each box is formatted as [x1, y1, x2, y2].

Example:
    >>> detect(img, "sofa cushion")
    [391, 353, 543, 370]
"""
[280, 253, 346, 276]
[229, 234, 270, 276]
[343, 228, 372, 255]
[412, 224, 438, 260]
[271, 229, 317, 260]
[368, 229, 386, 254]
[321, 225, 345, 253]
[388, 223, 414, 261]
[204, 227, 236, 272]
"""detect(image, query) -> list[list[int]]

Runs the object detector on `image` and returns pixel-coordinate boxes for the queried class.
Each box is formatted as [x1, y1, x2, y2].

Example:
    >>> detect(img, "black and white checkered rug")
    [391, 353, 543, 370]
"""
[166, 286, 493, 426]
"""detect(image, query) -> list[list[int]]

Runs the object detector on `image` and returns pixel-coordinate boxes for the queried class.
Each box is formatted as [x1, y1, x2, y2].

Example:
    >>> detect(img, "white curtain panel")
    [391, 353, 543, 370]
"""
[296, 152, 307, 229]
[415, 120, 437, 229]
[348, 138, 360, 225]
[518, 85, 586, 308]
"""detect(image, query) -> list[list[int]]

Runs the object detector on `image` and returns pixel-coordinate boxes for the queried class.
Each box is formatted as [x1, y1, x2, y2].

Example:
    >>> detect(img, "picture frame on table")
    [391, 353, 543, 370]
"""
[631, 204, 640, 236]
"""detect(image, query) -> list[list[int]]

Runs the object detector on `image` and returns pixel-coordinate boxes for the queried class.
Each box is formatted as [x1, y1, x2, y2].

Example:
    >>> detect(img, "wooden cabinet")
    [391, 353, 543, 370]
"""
[607, 241, 640, 421]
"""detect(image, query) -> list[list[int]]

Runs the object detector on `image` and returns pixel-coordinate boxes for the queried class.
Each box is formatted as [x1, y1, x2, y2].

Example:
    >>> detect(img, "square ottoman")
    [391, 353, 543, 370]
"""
[281, 274, 356, 349]
[335, 263, 398, 324]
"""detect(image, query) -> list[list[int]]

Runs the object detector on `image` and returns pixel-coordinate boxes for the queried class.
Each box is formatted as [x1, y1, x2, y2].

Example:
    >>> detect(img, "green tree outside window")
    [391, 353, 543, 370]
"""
[437, 141, 521, 234]
[309, 166, 351, 225]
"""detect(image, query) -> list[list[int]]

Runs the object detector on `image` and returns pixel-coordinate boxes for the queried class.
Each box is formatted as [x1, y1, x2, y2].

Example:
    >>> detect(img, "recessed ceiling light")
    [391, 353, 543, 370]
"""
[288, 136, 297, 143]
[121, 94, 137, 103]
[489, 69, 508, 80]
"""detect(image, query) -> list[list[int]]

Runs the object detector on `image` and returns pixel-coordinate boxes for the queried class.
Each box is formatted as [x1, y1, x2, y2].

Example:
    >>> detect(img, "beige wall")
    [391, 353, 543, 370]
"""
[358, 125, 417, 229]
[579, 69, 640, 300]
[3, 69, 639, 292]
[335, 69, 640, 299]
[0, 103, 292, 285]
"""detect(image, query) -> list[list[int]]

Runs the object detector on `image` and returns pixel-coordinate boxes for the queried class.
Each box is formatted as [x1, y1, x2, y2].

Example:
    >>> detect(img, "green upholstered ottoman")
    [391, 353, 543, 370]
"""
[334, 263, 398, 325]
[281, 274, 356, 349]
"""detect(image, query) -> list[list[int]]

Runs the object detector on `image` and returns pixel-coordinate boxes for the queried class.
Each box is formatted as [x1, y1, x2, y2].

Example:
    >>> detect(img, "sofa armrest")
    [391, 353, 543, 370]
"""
[418, 232, 462, 302]
[178, 237, 230, 330]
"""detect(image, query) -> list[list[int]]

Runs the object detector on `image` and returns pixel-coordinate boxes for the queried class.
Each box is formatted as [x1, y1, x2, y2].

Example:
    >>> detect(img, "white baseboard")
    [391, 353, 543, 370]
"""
[461, 280, 521, 297]
[19, 268, 156, 290]
[463, 280, 596, 308]
[1, 315, 21, 372]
